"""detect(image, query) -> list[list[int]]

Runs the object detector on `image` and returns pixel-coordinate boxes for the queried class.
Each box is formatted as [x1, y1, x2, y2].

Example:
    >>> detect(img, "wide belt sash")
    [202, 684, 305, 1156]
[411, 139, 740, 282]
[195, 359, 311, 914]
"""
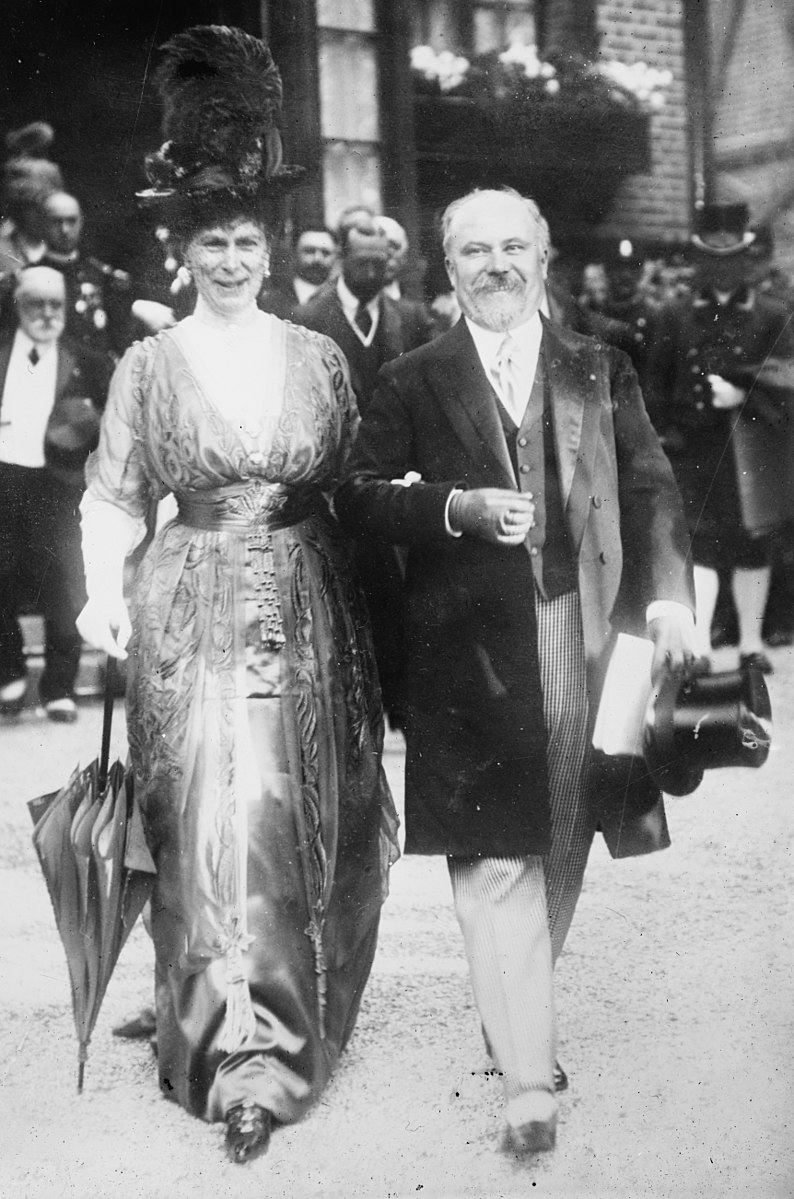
[176, 479, 324, 532]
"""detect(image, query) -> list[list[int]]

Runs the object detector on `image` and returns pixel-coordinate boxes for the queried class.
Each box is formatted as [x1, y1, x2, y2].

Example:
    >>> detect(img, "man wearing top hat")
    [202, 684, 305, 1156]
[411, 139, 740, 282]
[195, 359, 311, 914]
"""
[0, 266, 111, 720]
[645, 188, 794, 674]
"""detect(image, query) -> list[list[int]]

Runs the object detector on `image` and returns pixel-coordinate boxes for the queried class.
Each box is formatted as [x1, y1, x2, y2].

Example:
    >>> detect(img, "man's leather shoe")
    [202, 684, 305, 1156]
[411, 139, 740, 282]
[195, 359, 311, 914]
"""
[45, 697, 78, 722]
[504, 1090, 558, 1155]
[765, 629, 792, 648]
[740, 651, 773, 676]
[553, 1060, 568, 1093]
[113, 1007, 157, 1039]
[0, 676, 26, 713]
[225, 1102, 272, 1164]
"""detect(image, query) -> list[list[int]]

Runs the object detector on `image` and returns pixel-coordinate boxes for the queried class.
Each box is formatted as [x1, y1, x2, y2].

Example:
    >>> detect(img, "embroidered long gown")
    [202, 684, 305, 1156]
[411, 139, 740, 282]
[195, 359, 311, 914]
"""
[81, 310, 399, 1124]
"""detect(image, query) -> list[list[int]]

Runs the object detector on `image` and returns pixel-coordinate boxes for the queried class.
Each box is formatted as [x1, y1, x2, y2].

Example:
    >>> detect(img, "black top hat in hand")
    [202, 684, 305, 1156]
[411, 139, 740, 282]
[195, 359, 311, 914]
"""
[643, 661, 772, 796]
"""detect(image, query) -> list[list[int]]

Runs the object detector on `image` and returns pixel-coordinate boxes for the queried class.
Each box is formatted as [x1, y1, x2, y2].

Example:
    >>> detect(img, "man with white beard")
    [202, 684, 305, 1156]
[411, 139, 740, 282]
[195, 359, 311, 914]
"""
[336, 187, 696, 1155]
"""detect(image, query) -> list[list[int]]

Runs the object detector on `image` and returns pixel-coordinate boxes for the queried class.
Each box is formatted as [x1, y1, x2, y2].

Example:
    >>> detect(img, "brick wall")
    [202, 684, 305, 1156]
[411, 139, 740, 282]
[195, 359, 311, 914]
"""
[709, 0, 794, 272]
[597, 0, 690, 249]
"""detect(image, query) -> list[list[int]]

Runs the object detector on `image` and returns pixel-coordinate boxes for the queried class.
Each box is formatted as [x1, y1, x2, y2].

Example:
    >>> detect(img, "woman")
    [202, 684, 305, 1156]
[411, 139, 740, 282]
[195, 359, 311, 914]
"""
[76, 26, 398, 1164]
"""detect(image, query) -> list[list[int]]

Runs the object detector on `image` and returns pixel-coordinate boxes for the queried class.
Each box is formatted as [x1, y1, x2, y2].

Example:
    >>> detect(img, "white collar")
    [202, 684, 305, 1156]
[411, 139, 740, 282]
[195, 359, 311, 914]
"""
[12, 327, 56, 360]
[44, 248, 79, 265]
[465, 311, 543, 369]
[293, 276, 320, 306]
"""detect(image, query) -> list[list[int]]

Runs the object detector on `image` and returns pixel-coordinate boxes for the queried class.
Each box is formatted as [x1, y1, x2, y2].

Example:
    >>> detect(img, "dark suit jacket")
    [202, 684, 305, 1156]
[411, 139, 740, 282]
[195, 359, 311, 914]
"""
[294, 285, 433, 411]
[336, 316, 694, 858]
[0, 334, 112, 488]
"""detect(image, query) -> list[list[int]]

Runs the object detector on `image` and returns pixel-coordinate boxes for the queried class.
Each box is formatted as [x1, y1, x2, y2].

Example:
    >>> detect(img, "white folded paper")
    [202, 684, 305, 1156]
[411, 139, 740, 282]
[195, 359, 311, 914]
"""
[592, 633, 655, 757]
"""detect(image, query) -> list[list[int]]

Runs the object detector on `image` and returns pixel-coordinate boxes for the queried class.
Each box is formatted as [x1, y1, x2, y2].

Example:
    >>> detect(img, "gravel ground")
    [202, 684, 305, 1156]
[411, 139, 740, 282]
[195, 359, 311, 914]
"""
[1, 642, 792, 1198]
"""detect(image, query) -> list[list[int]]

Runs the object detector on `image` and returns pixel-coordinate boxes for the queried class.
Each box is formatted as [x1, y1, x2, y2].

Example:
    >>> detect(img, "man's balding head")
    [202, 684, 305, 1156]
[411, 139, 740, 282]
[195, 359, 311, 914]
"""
[43, 190, 83, 256]
[377, 216, 409, 283]
[15, 265, 66, 343]
[341, 221, 388, 303]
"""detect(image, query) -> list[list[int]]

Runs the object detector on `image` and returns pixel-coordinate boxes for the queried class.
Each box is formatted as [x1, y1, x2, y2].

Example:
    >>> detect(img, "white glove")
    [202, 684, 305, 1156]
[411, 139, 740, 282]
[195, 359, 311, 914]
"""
[708, 373, 745, 410]
[76, 595, 132, 660]
[78, 497, 145, 659]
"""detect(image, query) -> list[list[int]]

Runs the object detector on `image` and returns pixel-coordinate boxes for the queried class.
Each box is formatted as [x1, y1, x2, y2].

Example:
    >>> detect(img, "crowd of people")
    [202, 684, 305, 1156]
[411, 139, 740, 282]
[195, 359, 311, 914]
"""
[1, 21, 792, 1169]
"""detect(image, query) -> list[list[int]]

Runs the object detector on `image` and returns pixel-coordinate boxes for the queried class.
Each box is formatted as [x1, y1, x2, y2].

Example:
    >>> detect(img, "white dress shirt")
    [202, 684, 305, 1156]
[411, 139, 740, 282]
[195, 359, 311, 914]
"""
[292, 276, 320, 307]
[0, 329, 58, 468]
[337, 276, 380, 347]
[465, 312, 543, 426]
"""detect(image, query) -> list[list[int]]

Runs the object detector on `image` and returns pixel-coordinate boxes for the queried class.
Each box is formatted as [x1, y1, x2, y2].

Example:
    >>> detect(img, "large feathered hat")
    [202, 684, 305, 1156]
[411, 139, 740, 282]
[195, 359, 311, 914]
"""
[137, 25, 302, 212]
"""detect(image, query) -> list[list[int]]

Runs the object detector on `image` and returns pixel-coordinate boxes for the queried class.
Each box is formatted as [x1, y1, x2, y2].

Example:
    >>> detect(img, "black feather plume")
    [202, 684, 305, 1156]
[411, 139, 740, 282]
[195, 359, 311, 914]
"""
[145, 25, 293, 193]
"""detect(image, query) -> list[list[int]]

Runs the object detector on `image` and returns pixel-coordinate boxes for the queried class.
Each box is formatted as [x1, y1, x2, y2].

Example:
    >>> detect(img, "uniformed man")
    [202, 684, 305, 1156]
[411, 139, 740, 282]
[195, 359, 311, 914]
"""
[583, 239, 659, 389]
[645, 196, 794, 673]
[35, 191, 134, 362]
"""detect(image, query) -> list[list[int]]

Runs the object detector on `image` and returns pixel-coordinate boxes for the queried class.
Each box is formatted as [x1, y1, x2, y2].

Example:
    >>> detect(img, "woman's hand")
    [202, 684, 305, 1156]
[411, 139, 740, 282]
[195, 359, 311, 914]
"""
[76, 596, 132, 660]
[449, 489, 535, 546]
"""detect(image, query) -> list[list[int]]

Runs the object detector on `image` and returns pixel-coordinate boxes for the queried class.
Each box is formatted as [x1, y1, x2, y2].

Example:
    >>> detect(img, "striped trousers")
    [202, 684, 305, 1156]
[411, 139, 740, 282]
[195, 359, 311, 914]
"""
[448, 589, 595, 1103]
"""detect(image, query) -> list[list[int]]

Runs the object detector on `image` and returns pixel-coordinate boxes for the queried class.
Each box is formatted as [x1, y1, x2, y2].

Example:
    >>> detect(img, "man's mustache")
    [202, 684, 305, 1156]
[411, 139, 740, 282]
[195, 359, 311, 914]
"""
[473, 273, 523, 294]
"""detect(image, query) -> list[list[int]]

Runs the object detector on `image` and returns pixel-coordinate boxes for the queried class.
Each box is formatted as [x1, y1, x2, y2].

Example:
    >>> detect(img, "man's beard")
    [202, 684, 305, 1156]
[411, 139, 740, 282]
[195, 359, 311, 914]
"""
[464, 278, 531, 331]
[299, 263, 331, 286]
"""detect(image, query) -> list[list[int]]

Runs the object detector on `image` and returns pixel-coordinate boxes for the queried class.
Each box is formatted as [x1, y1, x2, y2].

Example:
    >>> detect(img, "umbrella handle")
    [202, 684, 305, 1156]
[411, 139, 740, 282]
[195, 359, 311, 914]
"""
[98, 657, 116, 792]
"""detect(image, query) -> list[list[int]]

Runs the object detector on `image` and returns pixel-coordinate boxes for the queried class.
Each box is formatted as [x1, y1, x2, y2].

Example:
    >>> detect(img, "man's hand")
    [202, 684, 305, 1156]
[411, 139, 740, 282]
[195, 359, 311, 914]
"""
[76, 596, 131, 660]
[450, 488, 535, 546]
[648, 611, 699, 685]
[708, 373, 746, 410]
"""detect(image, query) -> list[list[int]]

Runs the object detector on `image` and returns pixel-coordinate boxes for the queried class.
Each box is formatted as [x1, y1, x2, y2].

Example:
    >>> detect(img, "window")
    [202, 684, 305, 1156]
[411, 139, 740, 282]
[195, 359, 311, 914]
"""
[317, 0, 382, 224]
[472, 1, 538, 54]
[410, 1, 540, 55]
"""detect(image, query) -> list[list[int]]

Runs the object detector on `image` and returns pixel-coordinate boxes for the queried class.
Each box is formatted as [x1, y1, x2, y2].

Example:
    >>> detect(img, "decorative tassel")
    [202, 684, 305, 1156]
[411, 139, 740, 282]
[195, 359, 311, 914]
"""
[217, 941, 256, 1052]
[305, 915, 328, 1041]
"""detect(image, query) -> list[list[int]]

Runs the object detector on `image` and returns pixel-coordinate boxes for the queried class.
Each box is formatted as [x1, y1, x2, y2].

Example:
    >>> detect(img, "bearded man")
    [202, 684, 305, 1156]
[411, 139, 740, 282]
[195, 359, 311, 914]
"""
[336, 188, 696, 1155]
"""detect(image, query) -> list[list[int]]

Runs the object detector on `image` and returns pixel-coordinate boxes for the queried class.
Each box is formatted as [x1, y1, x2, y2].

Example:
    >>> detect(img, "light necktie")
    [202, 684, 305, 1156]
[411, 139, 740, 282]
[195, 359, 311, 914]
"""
[493, 334, 522, 425]
[354, 302, 373, 338]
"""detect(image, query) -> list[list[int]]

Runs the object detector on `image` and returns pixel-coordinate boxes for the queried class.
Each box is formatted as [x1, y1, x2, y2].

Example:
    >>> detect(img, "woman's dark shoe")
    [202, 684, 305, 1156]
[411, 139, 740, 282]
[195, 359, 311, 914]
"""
[225, 1101, 272, 1164]
[112, 1006, 157, 1039]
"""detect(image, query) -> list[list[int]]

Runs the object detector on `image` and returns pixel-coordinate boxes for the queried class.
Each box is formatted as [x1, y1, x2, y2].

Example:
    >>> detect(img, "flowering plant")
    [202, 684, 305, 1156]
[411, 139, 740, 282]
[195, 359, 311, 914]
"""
[410, 43, 671, 113]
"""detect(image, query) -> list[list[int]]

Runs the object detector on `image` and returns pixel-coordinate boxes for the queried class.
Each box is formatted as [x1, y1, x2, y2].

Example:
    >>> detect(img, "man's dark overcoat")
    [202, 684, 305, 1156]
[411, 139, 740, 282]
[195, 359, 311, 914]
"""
[336, 316, 694, 858]
[295, 285, 432, 411]
[644, 288, 794, 546]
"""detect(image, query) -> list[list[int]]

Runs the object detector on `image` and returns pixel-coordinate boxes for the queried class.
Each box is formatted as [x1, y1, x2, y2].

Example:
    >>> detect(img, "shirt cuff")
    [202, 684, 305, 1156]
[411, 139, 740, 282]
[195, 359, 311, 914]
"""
[444, 488, 464, 538]
[645, 600, 695, 628]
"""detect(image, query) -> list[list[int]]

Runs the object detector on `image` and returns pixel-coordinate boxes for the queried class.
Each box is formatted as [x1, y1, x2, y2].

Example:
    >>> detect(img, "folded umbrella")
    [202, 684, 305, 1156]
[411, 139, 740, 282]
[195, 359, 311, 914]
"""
[28, 660, 156, 1091]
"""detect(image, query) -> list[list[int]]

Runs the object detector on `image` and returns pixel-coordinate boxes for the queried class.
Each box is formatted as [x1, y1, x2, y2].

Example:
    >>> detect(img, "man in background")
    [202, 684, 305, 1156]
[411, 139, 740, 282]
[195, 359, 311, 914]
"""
[259, 224, 337, 319]
[296, 217, 431, 728]
[3, 190, 136, 364]
[0, 266, 111, 720]
[378, 214, 435, 345]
